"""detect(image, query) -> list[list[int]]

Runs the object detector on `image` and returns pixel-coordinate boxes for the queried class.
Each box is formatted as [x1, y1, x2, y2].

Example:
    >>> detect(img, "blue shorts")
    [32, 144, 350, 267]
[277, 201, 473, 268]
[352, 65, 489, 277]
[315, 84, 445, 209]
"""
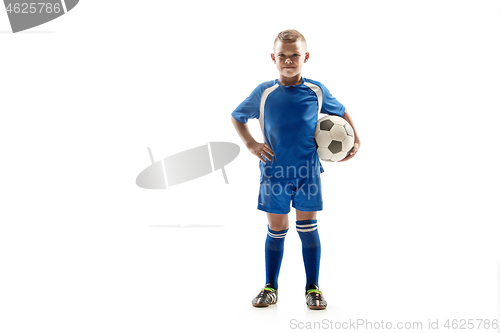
[257, 176, 323, 214]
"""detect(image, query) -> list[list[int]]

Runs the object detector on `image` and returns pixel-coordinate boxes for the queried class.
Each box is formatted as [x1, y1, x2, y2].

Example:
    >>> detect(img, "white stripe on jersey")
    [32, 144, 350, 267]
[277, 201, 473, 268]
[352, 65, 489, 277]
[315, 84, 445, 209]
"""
[304, 81, 323, 112]
[259, 83, 279, 138]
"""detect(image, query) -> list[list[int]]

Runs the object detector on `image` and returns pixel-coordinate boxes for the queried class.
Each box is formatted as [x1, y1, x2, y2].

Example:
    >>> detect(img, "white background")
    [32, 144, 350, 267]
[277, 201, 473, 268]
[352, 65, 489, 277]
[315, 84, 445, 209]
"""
[0, 0, 499, 332]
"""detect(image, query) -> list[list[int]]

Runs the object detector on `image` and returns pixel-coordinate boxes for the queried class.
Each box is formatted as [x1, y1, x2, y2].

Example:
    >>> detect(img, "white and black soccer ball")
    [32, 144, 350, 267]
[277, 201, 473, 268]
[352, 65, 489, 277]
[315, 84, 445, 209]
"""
[314, 115, 355, 162]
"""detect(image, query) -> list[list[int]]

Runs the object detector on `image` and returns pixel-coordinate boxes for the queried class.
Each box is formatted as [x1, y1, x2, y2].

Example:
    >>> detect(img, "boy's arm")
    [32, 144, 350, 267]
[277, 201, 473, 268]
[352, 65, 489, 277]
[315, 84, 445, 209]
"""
[339, 110, 361, 162]
[231, 116, 274, 163]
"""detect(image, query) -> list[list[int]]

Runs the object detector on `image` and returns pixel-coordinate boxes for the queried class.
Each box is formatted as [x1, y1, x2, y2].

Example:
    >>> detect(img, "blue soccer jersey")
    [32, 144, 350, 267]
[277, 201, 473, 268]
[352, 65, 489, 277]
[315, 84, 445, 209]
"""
[232, 78, 345, 182]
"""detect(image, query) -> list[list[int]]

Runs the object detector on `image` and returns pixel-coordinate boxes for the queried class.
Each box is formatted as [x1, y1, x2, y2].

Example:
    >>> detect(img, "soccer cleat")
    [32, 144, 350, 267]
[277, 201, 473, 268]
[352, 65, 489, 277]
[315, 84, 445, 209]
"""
[252, 283, 278, 307]
[305, 285, 327, 310]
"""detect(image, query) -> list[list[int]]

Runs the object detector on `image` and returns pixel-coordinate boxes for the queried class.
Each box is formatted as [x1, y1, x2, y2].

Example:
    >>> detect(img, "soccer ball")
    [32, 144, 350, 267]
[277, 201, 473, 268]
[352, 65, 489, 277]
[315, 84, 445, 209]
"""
[314, 115, 355, 162]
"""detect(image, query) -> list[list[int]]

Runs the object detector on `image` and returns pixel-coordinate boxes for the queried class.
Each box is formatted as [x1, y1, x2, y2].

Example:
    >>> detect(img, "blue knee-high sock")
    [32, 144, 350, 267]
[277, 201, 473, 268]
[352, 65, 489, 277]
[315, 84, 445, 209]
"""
[296, 220, 321, 290]
[265, 226, 288, 290]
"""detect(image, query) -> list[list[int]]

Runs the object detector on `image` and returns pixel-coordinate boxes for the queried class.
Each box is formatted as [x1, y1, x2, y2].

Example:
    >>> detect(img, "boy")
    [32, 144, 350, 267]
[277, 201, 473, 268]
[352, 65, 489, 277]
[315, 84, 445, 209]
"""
[231, 29, 360, 310]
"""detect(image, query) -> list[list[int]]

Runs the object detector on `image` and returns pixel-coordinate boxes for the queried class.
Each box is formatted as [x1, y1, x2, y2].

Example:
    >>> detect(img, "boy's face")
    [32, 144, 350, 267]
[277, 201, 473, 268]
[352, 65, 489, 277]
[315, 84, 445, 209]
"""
[271, 41, 309, 81]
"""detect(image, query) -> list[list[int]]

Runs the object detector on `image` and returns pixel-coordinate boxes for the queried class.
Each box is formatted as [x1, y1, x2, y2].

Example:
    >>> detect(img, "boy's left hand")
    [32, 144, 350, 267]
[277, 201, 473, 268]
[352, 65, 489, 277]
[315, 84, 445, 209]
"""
[338, 141, 360, 162]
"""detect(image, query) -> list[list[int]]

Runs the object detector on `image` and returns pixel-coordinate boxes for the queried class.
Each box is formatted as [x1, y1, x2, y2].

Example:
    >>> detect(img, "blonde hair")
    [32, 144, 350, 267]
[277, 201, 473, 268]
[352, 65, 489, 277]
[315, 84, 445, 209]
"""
[274, 29, 307, 49]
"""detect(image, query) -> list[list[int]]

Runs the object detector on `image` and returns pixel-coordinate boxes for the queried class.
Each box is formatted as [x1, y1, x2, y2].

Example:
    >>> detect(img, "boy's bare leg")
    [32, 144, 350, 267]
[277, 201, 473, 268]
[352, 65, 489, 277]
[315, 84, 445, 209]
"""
[296, 209, 316, 221]
[267, 212, 289, 231]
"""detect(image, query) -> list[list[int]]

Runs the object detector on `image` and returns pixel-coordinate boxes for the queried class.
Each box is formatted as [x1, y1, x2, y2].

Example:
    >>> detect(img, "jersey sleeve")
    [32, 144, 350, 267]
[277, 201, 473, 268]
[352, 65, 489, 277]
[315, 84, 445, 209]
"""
[319, 83, 345, 117]
[231, 84, 264, 124]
